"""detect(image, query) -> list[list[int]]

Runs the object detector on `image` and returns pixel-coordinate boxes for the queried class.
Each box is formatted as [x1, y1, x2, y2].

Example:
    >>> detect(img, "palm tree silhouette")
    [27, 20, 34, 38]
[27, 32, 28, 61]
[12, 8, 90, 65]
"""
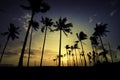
[108, 41, 113, 63]
[71, 46, 76, 66]
[65, 45, 70, 66]
[117, 45, 120, 51]
[40, 17, 53, 66]
[0, 23, 20, 63]
[76, 31, 87, 66]
[19, 0, 50, 67]
[74, 41, 83, 66]
[53, 17, 73, 66]
[73, 43, 79, 66]
[87, 52, 92, 66]
[53, 58, 57, 66]
[90, 36, 99, 64]
[27, 20, 39, 67]
[93, 23, 109, 62]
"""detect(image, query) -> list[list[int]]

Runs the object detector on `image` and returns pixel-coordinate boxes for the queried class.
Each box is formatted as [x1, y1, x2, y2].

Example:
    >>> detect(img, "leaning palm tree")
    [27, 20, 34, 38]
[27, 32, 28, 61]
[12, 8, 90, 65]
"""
[53, 17, 73, 66]
[40, 17, 53, 66]
[76, 31, 87, 66]
[93, 23, 109, 62]
[19, 0, 50, 67]
[0, 23, 20, 63]
[27, 20, 39, 67]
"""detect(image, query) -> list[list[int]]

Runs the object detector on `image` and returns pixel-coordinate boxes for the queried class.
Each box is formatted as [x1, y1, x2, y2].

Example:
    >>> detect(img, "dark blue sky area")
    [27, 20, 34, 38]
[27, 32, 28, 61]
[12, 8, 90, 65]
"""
[0, 0, 120, 48]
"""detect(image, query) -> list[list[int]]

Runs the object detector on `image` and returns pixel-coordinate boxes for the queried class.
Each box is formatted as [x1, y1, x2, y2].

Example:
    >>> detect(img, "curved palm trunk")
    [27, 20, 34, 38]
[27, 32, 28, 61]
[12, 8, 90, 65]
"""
[27, 28, 33, 67]
[40, 26, 47, 66]
[80, 41, 87, 66]
[0, 36, 10, 63]
[58, 29, 62, 67]
[74, 49, 78, 66]
[18, 12, 34, 67]
[99, 36, 108, 62]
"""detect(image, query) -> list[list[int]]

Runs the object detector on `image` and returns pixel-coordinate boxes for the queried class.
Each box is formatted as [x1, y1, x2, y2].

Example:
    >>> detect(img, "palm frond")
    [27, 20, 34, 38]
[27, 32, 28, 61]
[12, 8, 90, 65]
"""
[63, 31, 68, 36]
[41, 26, 45, 33]
[20, 5, 31, 10]
[1, 32, 9, 36]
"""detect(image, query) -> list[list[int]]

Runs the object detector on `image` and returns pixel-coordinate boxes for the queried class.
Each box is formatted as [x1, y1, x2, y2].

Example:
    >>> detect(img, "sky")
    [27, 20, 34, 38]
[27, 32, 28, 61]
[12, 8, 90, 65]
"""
[0, 0, 120, 66]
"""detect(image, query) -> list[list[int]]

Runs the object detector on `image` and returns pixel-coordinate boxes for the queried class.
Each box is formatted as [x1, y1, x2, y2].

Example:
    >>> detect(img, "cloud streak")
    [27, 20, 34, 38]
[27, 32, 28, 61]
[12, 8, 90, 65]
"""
[88, 14, 97, 23]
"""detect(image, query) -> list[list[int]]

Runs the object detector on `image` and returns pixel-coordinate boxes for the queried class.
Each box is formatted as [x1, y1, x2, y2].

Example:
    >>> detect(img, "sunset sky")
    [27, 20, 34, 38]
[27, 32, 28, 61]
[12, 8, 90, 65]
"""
[0, 0, 120, 66]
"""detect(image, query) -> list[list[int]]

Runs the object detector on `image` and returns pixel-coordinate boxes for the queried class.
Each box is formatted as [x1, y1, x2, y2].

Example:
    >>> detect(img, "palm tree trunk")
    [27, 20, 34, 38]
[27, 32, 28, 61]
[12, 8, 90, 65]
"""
[78, 50, 83, 66]
[75, 49, 78, 66]
[66, 50, 69, 66]
[18, 12, 34, 67]
[99, 36, 108, 62]
[40, 26, 47, 66]
[80, 41, 87, 66]
[27, 27, 33, 67]
[0, 36, 10, 63]
[58, 29, 62, 67]
[95, 45, 99, 63]
[62, 57, 64, 66]
[72, 54, 75, 66]
[108, 41, 113, 63]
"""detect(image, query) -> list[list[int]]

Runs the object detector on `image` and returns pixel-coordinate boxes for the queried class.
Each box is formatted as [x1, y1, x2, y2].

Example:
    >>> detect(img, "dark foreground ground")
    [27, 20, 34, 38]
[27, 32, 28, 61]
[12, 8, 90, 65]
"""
[0, 62, 120, 80]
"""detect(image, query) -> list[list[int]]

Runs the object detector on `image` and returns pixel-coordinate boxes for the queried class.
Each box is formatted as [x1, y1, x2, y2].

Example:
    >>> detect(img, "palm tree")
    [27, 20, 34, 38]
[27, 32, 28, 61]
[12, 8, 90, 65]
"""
[87, 52, 92, 66]
[73, 43, 79, 66]
[0, 23, 20, 63]
[70, 46, 76, 66]
[93, 23, 109, 62]
[117, 45, 120, 51]
[53, 17, 73, 66]
[27, 20, 39, 67]
[108, 41, 113, 63]
[76, 31, 87, 66]
[19, 0, 50, 67]
[53, 58, 57, 66]
[65, 45, 70, 66]
[40, 17, 53, 66]
[90, 36, 99, 64]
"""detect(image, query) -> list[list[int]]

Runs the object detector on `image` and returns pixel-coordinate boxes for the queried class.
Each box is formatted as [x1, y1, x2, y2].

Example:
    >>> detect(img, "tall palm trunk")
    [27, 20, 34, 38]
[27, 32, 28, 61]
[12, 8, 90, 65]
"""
[99, 35, 108, 62]
[108, 41, 113, 63]
[95, 45, 99, 63]
[72, 54, 75, 66]
[80, 41, 87, 66]
[40, 26, 47, 66]
[62, 57, 64, 66]
[18, 12, 34, 67]
[66, 50, 69, 66]
[74, 49, 78, 66]
[78, 50, 83, 66]
[58, 29, 62, 67]
[27, 28, 33, 67]
[0, 35, 10, 63]
[71, 50, 75, 66]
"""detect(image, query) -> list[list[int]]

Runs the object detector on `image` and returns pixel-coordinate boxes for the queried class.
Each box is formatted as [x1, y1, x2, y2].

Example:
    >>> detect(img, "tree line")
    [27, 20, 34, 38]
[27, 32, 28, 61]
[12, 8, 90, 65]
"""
[0, 0, 120, 67]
